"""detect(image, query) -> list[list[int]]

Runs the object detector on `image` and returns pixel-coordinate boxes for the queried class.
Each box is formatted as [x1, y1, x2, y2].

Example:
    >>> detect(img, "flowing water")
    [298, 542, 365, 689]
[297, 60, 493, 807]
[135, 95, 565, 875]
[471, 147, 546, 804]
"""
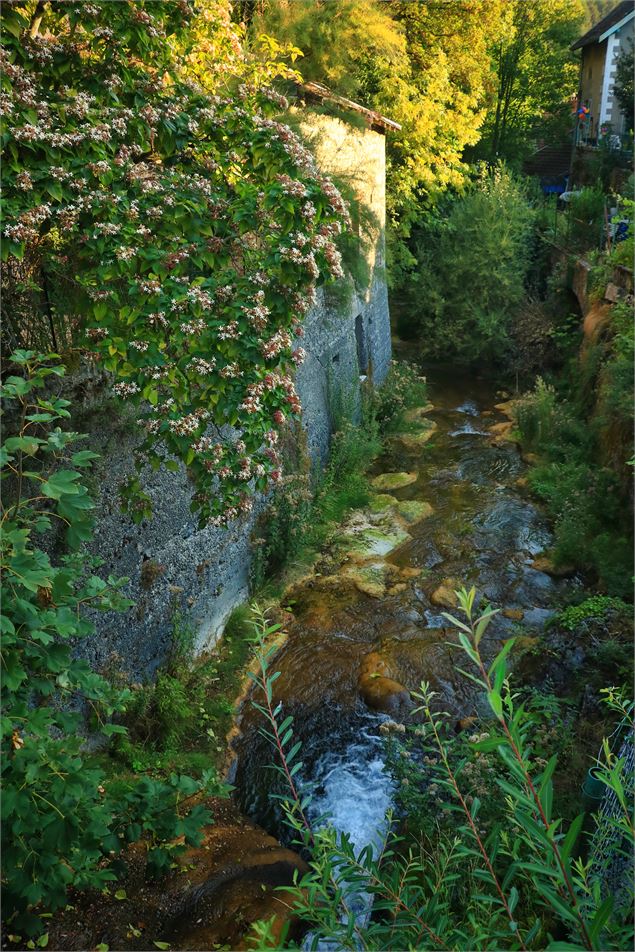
[229, 365, 579, 927]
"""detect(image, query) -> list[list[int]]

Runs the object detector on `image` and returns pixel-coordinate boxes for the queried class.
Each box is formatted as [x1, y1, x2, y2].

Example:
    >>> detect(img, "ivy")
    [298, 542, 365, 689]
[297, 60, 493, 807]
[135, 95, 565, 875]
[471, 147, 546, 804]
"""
[1, 0, 351, 526]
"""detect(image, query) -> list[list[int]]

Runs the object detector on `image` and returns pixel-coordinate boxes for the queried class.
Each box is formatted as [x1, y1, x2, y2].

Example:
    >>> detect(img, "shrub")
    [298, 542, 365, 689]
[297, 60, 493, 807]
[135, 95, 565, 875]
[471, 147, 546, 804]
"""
[527, 460, 631, 595]
[2, 2, 351, 527]
[1, 352, 217, 936]
[370, 360, 428, 433]
[400, 166, 536, 364]
[554, 595, 631, 632]
[515, 363, 633, 596]
[567, 185, 606, 252]
[248, 592, 635, 951]
[515, 378, 590, 460]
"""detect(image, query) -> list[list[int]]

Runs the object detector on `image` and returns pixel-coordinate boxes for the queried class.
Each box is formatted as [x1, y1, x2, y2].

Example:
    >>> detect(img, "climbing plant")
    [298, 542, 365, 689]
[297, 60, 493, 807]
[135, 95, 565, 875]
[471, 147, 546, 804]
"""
[1, 0, 350, 527]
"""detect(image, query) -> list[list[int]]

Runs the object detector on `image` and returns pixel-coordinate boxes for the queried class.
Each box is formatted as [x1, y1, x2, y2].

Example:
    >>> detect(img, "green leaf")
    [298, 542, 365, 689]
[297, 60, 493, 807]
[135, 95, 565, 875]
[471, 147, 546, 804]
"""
[487, 688, 503, 720]
[3, 436, 42, 455]
[489, 637, 516, 680]
[589, 894, 614, 944]
[154, 943, 170, 950]
[101, 723, 127, 736]
[2, 653, 28, 691]
[71, 450, 100, 468]
[560, 813, 584, 866]
[46, 182, 63, 201]
[42, 470, 82, 500]
[114, 889, 127, 901]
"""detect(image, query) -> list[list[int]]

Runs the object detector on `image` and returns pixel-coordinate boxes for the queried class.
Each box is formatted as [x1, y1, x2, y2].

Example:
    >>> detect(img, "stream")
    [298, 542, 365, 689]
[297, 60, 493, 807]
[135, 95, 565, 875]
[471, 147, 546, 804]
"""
[230, 365, 580, 893]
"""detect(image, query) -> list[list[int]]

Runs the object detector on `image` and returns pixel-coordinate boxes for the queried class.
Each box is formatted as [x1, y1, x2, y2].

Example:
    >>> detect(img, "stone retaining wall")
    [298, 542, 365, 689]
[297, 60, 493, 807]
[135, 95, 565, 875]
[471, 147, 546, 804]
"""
[77, 110, 392, 681]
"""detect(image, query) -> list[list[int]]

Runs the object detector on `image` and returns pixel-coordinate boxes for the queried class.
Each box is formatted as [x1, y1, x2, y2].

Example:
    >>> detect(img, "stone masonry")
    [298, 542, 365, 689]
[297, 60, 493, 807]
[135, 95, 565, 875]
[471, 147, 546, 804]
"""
[78, 99, 394, 681]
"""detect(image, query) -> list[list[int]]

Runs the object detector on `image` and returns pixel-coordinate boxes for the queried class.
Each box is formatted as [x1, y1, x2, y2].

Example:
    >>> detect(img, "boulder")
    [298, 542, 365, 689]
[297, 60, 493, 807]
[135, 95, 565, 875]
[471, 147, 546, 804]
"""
[387, 582, 408, 596]
[399, 566, 423, 580]
[494, 400, 517, 420]
[359, 651, 394, 680]
[359, 673, 412, 716]
[488, 421, 516, 445]
[531, 556, 575, 578]
[340, 561, 394, 598]
[368, 493, 397, 513]
[430, 579, 460, 609]
[403, 404, 435, 423]
[396, 499, 433, 525]
[335, 523, 411, 559]
[502, 608, 524, 621]
[371, 471, 418, 491]
[391, 422, 437, 452]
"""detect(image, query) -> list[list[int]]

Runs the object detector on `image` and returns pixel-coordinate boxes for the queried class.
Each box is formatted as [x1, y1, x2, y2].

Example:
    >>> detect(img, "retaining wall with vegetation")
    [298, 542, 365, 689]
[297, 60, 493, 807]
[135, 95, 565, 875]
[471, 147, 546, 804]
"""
[77, 110, 392, 681]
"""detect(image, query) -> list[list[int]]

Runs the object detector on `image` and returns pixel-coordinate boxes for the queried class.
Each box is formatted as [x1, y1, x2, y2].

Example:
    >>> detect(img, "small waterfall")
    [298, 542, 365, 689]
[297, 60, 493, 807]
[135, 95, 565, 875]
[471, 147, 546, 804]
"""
[449, 420, 488, 436]
[454, 399, 480, 415]
[303, 712, 395, 949]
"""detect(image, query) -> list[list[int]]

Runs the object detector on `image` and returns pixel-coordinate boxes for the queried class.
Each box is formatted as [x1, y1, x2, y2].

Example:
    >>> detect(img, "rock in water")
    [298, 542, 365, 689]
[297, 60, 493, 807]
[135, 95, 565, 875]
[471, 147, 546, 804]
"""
[430, 579, 461, 609]
[359, 673, 412, 716]
[531, 556, 575, 578]
[371, 471, 418, 491]
[396, 500, 434, 525]
[358, 651, 412, 716]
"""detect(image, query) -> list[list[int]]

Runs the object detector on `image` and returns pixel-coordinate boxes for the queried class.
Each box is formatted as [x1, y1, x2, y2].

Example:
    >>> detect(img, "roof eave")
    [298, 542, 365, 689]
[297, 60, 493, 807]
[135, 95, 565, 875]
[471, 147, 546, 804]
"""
[599, 8, 635, 42]
[299, 82, 401, 134]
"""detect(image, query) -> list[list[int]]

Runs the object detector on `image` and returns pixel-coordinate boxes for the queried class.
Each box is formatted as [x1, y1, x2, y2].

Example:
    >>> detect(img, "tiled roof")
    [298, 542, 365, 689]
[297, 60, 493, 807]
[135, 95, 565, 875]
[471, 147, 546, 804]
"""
[299, 82, 401, 134]
[571, 1, 635, 50]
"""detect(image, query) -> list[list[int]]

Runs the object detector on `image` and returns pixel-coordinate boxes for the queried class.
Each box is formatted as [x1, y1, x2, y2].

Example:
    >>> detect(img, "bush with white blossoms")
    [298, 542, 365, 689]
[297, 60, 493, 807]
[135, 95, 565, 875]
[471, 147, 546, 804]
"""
[1, 0, 351, 526]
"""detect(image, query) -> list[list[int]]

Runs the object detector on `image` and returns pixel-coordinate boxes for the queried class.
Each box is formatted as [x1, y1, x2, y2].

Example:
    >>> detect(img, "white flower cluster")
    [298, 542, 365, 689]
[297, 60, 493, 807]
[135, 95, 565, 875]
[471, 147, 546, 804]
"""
[188, 356, 216, 375]
[113, 381, 140, 398]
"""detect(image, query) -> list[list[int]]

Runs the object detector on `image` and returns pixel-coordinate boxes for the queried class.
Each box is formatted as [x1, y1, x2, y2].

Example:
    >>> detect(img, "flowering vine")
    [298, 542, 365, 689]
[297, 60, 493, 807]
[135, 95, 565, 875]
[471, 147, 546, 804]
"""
[1, 0, 350, 525]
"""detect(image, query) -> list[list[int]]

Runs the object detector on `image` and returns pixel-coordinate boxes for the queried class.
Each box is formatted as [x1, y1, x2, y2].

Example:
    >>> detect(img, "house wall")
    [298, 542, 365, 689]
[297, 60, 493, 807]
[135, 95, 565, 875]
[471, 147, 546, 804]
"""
[579, 42, 607, 140]
[76, 111, 392, 682]
[578, 15, 634, 141]
[603, 15, 634, 133]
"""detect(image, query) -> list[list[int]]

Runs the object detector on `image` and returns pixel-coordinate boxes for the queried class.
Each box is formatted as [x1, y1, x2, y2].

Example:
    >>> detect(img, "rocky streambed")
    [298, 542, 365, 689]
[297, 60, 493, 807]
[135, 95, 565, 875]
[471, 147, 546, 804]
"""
[225, 367, 582, 935]
[45, 368, 592, 952]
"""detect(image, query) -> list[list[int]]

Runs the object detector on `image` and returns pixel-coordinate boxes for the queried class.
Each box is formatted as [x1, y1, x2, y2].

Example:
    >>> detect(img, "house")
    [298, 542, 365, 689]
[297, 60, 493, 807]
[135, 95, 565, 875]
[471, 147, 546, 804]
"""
[572, 1, 634, 146]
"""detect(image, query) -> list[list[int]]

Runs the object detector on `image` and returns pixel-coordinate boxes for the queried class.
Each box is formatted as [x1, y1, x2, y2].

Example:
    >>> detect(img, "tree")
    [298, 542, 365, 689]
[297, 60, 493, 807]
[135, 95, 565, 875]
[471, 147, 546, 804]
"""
[249, 0, 407, 104]
[401, 167, 536, 364]
[250, 0, 508, 286]
[480, 0, 585, 164]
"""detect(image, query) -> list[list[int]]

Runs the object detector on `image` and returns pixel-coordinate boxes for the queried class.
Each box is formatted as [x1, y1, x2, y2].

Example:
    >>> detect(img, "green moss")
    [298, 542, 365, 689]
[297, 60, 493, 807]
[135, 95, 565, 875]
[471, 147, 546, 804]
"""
[335, 524, 411, 557]
[390, 426, 437, 451]
[553, 596, 631, 632]
[369, 493, 397, 512]
[371, 471, 418, 491]
[396, 500, 434, 524]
